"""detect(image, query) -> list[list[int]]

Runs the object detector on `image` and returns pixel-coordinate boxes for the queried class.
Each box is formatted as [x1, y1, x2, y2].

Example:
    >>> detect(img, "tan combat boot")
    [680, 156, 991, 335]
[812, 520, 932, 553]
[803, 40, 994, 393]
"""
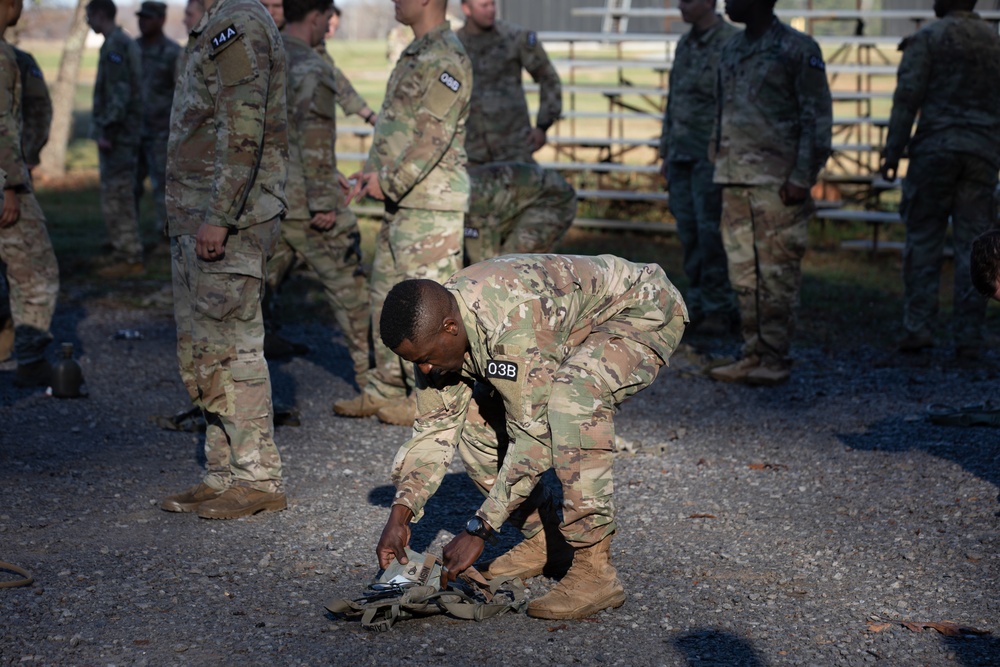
[160, 482, 223, 512]
[746, 359, 791, 386]
[375, 394, 416, 427]
[0, 317, 13, 362]
[708, 355, 760, 383]
[97, 261, 145, 279]
[196, 486, 287, 520]
[483, 527, 574, 581]
[333, 391, 394, 417]
[526, 536, 626, 620]
[13, 359, 53, 388]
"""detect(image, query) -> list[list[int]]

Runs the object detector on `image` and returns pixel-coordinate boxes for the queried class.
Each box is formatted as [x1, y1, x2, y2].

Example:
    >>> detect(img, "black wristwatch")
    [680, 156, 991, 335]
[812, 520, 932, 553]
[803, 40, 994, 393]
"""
[465, 516, 498, 545]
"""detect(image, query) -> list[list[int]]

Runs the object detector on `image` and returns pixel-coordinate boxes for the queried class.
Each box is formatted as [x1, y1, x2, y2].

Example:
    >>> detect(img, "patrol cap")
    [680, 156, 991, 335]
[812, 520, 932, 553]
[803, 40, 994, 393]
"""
[136, 1, 167, 18]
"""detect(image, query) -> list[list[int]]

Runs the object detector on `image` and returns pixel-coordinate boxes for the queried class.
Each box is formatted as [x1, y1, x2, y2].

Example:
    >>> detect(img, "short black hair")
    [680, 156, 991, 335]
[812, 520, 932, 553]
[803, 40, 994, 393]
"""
[332, 4, 341, 17]
[87, 0, 117, 20]
[970, 229, 1000, 297]
[283, 0, 332, 24]
[380, 280, 443, 350]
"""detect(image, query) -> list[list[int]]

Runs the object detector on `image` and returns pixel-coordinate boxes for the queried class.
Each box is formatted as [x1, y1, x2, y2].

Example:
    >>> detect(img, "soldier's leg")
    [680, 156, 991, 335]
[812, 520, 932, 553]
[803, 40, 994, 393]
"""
[720, 186, 760, 357]
[950, 155, 998, 350]
[262, 224, 299, 336]
[134, 139, 148, 221]
[900, 153, 956, 338]
[98, 143, 143, 264]
[747, 186, 811, 367]
[668, 161, 704, 321]
[282, 211, 371, 383]
[691, 158, 738, 321]
[189, 220, 282, 493]
[0, 192, 59, 366]
[368, 207, 462, 398]
[501, 198, 575, 256]
[148, 135, 170, 238]
[0, 266, 12, 362]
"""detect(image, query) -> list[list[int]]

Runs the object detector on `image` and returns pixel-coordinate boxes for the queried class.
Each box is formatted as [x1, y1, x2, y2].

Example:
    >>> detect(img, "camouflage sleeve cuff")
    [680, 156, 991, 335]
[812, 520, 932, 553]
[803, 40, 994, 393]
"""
[392, 497, 425, 523]
[478, 497, 510, 532]
[204, 208, 239, 229]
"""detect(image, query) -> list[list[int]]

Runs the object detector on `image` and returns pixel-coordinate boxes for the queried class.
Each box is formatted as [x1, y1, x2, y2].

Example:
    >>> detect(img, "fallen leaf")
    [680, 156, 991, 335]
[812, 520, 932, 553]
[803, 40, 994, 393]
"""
[689, 514, 716, 519]
[547, 624, 568, 632]
[866, 622, 893, 633]
[748, 462, 789, 471]
[133, 639, 151, 646]
[901, 621, 991, 637]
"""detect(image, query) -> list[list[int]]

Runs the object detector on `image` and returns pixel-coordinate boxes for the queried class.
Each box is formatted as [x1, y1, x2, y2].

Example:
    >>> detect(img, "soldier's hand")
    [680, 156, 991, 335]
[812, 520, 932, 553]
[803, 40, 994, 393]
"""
[337, 172, 351, 197]
[195, 223, 230, 261]
[779, 182, 810, 206]
[879, 156, 898, 182]
[376, 504, 413, 570]
[356, 172, 385, 202]
[97, 137, 113, 153]
[345, 170, 366, 204]
[310, 211, 337, 231]
[528, 127, 547, 152]
[0, 189, 20, 228]
[440, 532, 484, 588]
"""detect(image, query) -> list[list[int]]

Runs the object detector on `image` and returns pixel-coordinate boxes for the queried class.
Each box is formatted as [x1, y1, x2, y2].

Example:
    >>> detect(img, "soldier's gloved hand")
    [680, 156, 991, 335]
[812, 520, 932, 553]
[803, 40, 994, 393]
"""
[440, 532, 484, 588]
[195, 223, 230, 261]
[310, 211, 337, 231]
[0, 189, 21, 228]
[376, 504, 413, 570]
[528, 127, 547, 152]
[779, 182, 810, 206]
[879, 156, 899, 182]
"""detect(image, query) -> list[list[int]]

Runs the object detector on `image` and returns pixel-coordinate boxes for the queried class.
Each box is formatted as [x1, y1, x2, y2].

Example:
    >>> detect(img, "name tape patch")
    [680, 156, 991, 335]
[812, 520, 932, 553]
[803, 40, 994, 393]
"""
[212, 24, 240, 50]
[485, 359, 518, 381]
[808, 55, 825, 71]
[439, 71, 461, 93]
[463, 227, 479, 238]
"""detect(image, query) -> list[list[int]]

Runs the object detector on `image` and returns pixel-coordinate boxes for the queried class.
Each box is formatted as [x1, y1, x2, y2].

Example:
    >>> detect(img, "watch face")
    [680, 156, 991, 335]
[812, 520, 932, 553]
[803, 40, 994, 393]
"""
[466, 517, 482, 533]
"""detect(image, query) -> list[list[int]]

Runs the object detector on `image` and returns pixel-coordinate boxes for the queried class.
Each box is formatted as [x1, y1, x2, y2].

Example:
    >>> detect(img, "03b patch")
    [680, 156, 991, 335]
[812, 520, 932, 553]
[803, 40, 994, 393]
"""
[484, 359, 518, 381]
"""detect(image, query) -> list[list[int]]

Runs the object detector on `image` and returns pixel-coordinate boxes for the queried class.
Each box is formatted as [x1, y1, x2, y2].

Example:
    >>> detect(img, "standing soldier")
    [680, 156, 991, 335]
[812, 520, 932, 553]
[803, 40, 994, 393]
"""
[880, 0, 1000, 360]
[464, 162, 576, 264]
[374, 255, 687, 619]
[660, 0, 739, 337]
[85, 0, 145, 278]
[708, 0, 831, 386]
[457, 0, 561, 166]
[0, 0, 60, 387]
[184, 0, 205, 31]
[159, 0, 289, 519]
[263, 0, 370, 384]
[134, 1, 180, 239]
[333, 0, 472, 427]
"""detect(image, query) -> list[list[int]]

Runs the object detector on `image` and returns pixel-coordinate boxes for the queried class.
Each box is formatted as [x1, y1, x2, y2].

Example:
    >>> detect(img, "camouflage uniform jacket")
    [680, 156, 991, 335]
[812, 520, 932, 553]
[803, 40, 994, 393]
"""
[712, 18, 832, 188]
[391, 254, 687, 529]
[883, 11, 1000, 169]
[138, 34, 181, 139]
[659, 17, 739, 162]
[0, 40, 27, 192]
[316, 43, 371, 118]
[457, 20, 562, 165]
[90, 26, 142, 146]
[368, 21, 471, 212]
[13, 48, 51, 167]
[284, 34, 338, 220]
[166, 0, 289, 235]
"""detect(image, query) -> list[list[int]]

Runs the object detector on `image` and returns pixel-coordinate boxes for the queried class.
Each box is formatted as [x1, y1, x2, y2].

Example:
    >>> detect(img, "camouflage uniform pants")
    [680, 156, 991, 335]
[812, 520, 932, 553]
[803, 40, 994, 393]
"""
[98, 142, 143, 263]
[464, 190, 575, 265]
[135, 134, 169, 239]
[0, 192, 59, 364]
[366, 207, 462, 399]
[265, 209, 371, 385]
[721, 185, 812, 364]
[901, 151, 998, 345]
[171, 220, 283, 493]
[668, 159, 737, 321]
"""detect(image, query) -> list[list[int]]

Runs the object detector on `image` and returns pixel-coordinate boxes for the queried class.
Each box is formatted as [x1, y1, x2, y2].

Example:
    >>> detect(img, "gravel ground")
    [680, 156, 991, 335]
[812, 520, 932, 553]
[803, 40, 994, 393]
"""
[1, 286, 998, 667]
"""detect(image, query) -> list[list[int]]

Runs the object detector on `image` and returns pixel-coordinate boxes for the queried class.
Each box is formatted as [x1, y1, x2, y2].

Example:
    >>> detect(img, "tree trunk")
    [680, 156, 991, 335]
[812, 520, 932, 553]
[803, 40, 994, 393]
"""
[36, 0, 89, 180]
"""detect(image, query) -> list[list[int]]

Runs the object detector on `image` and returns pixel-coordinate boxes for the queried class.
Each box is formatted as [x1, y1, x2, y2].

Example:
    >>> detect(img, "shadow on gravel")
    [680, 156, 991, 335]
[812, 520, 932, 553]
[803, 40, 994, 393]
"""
[837, 417, 1000, 505]
[672, 629, 766, 666]
[943, 634, 1000, 667]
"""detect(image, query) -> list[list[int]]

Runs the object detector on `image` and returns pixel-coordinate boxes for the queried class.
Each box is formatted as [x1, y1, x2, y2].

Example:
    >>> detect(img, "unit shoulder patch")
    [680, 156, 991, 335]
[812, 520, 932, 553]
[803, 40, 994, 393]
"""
[211, 24, 240, 51]
[438, 71, 461, 93]
[484, 359, 519, 382]
[108, 52, 123, 64]
[807, 54, 825, 71]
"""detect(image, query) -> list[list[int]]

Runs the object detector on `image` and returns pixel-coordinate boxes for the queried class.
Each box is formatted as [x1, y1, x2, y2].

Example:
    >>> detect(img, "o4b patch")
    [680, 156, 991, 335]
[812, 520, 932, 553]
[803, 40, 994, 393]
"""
[212, 24, 240, 50]
[464, 227, 480, 239]
[438, 71, 461, 93]
[527, 31, 537, 46]
[808, 55, 825, 71]
[484, 359, 518, 381]
[108, 52, 123, 64]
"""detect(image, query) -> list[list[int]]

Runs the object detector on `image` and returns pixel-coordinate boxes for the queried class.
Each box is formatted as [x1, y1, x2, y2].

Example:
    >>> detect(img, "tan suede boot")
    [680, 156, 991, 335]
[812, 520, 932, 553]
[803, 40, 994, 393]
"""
[375, 394, 416, 427]
[526, 536, 626, 620]
[160, 483, 223, 513]
[333, 391, 394, 417]
[483, 527, 575, 581]
[708, 355, 760, 383]
[196, 486, 287, 520]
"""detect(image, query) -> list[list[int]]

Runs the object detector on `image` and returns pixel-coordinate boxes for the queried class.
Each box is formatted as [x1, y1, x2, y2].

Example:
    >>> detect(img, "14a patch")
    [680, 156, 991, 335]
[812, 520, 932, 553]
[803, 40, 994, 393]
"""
[438, 71, 461, 93]
[212, 24, 240, 50]
[484, 359, 518, 381]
